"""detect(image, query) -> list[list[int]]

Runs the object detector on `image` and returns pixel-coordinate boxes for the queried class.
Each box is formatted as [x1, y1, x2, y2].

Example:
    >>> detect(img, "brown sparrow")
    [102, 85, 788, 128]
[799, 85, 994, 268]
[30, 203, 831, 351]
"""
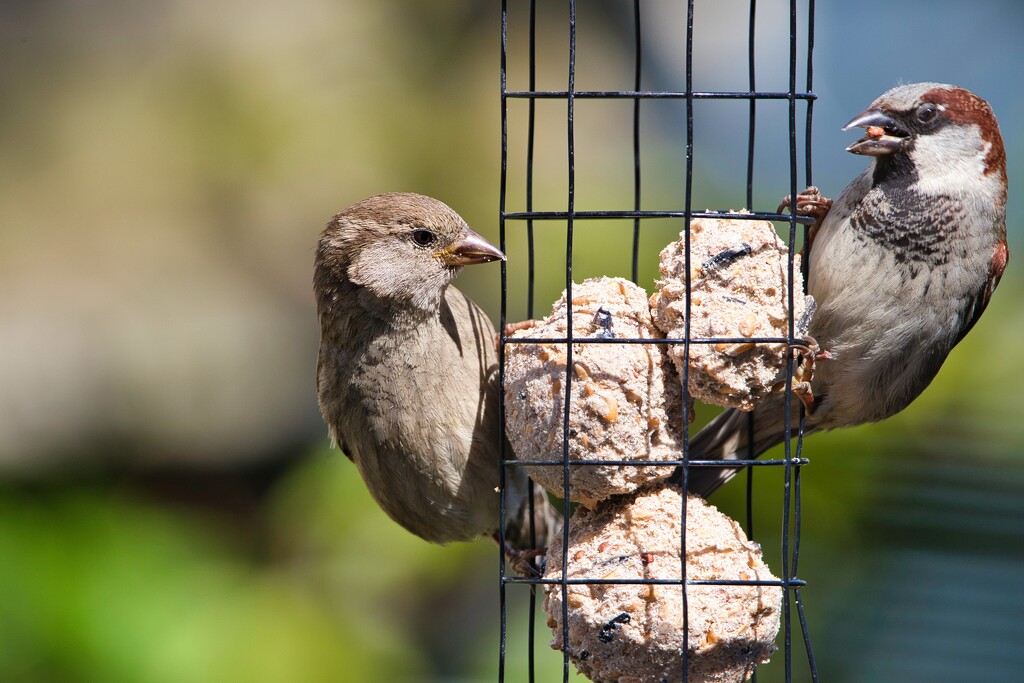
[687, 83, 1009, 496]
[314, 192, 557, 556]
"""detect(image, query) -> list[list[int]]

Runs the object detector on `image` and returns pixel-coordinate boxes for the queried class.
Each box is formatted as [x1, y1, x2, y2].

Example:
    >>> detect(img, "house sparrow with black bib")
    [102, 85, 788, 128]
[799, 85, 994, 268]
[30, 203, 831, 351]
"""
[687, 83, 1009, 497]
[314, 192, 557, 561]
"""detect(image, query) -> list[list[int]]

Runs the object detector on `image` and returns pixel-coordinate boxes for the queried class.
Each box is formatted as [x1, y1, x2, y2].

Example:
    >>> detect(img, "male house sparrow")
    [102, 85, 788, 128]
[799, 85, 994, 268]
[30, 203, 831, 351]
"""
[315, 192, 555, 553]
[687, 83, 1009, 497]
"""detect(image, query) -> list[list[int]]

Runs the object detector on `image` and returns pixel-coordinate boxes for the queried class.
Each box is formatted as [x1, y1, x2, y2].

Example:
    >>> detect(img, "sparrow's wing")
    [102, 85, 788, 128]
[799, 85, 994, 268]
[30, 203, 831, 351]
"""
[316, 350, 354, 462]
[338, 442, 354, 461]
[954, 239, 1008, 347]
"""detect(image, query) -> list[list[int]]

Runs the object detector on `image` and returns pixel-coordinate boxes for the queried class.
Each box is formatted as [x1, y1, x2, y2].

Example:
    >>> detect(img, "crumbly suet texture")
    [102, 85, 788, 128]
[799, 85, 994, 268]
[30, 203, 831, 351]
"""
[651, 215, 811, 411]
[504, 277, 684, 508]
[544, 486, 781, 683]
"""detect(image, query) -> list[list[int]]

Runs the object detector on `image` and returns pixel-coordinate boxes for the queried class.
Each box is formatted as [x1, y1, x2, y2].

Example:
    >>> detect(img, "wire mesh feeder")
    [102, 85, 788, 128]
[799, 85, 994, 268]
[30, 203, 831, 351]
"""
[498, 1, 819, 682]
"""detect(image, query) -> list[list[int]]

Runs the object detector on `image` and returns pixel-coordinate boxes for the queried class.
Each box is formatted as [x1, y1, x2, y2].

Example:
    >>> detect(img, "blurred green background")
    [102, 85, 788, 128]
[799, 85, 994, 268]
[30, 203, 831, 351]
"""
[1, 1, 1021, 681]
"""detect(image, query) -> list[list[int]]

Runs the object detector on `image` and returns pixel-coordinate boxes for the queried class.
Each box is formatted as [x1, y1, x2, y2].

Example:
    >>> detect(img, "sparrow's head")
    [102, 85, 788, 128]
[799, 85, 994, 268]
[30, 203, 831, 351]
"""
[843, 83, 1006, 200]
[315, 192, 504, 312]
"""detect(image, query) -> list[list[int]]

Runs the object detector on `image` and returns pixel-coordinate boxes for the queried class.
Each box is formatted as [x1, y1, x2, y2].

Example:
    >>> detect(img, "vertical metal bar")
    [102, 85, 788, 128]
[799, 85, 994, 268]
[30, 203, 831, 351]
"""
[745, 0, 757, 210]
[678, 1, 695, 680]
[560, 2, 576, 681]
[498, 3, 510, 682]
[804, 0, 816, 189]
[782, 0, 800, 680]
[524, 4, 539, 681]
[801, 0, 815, 282]
[794, 465, 820, 682]
[526, 0, 538, 319]
[743, 0, 758, 568]
[797, 1, 820, 679]
[630, 0, 643, 284]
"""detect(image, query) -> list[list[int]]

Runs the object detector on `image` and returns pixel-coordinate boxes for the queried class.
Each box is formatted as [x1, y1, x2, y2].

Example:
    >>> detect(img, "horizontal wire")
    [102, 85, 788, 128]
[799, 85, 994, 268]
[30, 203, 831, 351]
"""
[503, 458, 809, 467]
[503, 336, 805, 344]
[503, 209, 815, 223]
[505, 89, 816, 100]
[503, 577, 809, 587]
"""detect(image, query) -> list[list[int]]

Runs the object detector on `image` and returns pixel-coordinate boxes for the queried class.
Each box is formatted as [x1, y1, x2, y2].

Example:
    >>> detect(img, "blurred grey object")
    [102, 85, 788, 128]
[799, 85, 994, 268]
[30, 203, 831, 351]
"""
[0, 274, 319, 471]
[0, 0, 501, 473]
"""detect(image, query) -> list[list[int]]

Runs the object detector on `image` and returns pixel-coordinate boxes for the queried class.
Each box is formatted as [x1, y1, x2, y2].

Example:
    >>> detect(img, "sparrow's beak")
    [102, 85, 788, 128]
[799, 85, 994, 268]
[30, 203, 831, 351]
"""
[437, 227, 506, 266]
[843, 108, 908, 156]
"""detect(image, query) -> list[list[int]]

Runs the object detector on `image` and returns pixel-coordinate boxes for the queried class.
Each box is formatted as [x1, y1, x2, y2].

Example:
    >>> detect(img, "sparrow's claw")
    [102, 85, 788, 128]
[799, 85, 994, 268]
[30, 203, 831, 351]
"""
[779, 188, 833, 258]
[777, 186, 833, 223]
[790, 335, 819, 414]
[498, 319, 538, 353]
[789, 334, 819, 358]
[792, 380, 816, 415]
[495, 534, 546, 577]
[790, 334, 826, 393]
[504, 319, 537, 337]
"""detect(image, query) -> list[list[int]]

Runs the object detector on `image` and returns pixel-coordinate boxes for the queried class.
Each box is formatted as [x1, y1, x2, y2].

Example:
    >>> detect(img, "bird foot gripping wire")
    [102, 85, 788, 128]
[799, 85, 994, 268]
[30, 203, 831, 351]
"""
[787, 335, 831, 415]
[777, 185, 833, 224]
[778, 186, 834, 255]
[500, 319, 537, 353]
[504, 319, 537, 337]
[495, 534, 546, 578]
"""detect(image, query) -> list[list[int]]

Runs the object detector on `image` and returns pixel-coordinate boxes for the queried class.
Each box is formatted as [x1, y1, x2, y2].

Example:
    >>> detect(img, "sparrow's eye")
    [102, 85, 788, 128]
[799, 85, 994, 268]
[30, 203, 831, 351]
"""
[915, 103, 939, 124]
[411, 229, 436, 247]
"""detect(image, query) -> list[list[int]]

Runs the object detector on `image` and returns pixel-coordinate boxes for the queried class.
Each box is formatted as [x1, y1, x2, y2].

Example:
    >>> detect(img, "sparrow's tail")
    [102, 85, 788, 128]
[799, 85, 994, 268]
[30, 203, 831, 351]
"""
[684, 392, 808, 498]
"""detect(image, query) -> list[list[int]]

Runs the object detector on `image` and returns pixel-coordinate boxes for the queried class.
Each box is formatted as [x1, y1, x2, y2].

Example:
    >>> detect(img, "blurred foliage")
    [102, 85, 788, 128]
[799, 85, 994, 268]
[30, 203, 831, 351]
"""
[0, 0, 1022, 681]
